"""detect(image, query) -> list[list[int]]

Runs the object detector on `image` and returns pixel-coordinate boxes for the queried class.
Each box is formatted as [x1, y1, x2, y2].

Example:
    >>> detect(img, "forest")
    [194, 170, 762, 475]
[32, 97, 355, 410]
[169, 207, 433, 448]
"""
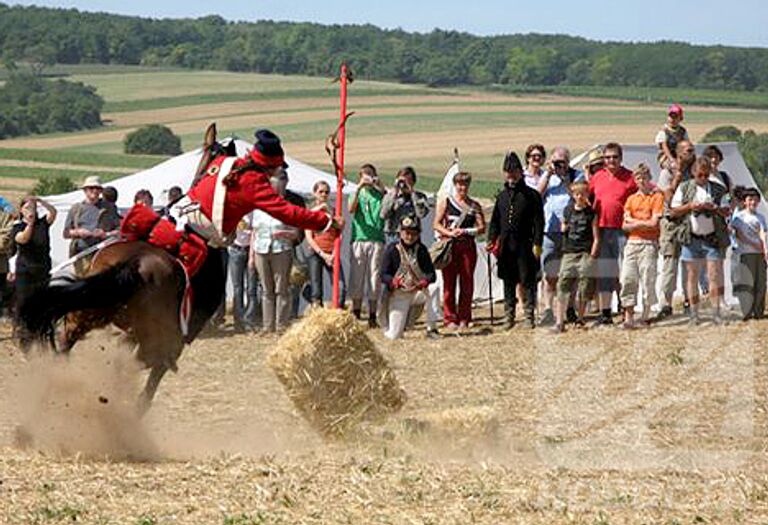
[0, 73, 103, 139]
[1, 3, 767, 91]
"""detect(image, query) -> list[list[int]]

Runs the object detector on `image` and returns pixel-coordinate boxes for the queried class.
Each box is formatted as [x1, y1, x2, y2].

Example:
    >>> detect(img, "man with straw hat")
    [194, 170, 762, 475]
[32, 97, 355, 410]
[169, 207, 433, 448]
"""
[584, 148, 605, 181]
[63, 175, 108, 275]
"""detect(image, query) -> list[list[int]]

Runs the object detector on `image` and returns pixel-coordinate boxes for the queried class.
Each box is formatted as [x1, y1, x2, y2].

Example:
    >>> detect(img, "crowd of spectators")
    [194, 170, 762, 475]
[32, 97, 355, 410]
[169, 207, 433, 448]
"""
[2, 104, 765, 341]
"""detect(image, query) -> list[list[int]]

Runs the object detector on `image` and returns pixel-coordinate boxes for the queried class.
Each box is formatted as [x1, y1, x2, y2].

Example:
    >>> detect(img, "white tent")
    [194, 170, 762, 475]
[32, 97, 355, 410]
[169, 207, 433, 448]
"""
[44, 138, 358, 270]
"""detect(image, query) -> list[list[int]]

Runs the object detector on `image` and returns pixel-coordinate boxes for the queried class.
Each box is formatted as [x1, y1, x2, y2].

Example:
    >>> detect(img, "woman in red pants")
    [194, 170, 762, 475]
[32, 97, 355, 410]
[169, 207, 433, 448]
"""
[433, 171, 486, 329]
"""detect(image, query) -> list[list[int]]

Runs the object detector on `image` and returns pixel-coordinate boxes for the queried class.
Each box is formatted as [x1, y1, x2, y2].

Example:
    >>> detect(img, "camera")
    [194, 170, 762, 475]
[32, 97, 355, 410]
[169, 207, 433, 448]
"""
[553, 160, 567, 170]
[395, 179, 409, 192]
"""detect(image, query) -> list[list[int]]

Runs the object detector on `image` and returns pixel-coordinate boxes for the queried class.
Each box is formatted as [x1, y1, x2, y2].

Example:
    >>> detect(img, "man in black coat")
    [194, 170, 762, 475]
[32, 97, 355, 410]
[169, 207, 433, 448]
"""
[487, 151, 545, 329]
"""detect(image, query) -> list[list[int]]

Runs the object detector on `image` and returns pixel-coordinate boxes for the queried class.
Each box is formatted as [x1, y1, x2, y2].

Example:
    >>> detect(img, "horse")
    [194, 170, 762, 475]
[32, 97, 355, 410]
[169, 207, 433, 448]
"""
[18, 241, 227, 414]
[17, 124, 332, 413]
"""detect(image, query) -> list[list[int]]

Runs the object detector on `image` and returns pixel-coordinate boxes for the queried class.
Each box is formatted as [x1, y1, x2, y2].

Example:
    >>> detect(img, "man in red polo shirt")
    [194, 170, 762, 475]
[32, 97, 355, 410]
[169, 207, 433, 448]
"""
[589, 142, 637, 325]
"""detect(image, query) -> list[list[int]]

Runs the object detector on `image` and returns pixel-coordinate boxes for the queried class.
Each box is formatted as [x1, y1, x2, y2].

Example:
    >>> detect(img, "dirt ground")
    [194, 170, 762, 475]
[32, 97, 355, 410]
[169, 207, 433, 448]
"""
[1, 309, 768, 524]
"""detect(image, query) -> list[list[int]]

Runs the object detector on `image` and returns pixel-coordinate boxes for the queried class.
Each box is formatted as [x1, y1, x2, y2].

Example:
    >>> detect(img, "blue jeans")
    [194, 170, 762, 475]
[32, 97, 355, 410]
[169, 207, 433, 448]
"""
[681, 236, 724, 262]
[308, 251, 346, 306]
[228, 246, 260, 327]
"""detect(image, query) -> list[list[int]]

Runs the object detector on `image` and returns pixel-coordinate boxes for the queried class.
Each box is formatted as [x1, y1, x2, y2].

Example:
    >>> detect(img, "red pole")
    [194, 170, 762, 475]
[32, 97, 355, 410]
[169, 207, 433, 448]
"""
[332, 63, 349, 308]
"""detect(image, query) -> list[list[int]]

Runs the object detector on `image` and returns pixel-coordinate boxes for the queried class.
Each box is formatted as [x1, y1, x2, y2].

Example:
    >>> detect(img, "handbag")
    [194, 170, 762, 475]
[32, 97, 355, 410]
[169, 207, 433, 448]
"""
[429, 198, 472, 270]
[429, 238, 454, 270]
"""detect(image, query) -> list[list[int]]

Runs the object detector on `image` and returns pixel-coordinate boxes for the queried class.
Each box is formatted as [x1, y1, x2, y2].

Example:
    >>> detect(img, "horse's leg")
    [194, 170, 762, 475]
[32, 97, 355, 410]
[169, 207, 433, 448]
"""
[138, 364, 168, 416]
[185, 247, 227, 343]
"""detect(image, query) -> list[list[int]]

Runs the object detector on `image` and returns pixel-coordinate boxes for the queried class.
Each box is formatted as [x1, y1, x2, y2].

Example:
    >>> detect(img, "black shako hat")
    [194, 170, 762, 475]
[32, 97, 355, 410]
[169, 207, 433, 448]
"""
[252, 129, 289, 169]
[399, 215, 421, 232]
[502, 151, 523, 173]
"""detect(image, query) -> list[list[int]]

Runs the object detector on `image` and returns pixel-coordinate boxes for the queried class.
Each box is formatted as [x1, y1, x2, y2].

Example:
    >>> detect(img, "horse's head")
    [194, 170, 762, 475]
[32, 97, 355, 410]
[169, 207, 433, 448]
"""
[190, 123, 239, 190]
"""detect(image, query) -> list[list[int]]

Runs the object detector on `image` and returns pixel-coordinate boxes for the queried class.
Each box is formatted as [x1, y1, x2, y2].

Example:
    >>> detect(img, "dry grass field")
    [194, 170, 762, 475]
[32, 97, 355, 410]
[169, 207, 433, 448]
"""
[2, 66, 768, 202]
[1, 310, 768, 524]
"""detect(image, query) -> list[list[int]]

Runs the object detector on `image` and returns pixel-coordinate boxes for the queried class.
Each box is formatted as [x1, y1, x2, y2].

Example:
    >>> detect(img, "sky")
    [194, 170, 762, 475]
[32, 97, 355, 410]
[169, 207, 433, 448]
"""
[8, 0, 768, 48]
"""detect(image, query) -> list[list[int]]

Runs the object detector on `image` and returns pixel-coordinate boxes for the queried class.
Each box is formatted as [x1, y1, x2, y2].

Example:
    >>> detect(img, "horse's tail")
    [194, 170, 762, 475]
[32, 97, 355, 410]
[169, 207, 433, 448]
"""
[19, 259, 146, 342]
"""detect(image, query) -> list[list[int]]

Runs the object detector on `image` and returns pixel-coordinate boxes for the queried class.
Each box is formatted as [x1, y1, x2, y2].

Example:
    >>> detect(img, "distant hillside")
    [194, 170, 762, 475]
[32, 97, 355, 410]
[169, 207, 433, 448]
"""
[1, 3, 767, 91]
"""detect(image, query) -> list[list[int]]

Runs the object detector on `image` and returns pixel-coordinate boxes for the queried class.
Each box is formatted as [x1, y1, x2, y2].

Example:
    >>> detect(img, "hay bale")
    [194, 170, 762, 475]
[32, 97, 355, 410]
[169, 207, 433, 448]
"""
[403, 406, 500, 441]
[268, 308, 406, 436]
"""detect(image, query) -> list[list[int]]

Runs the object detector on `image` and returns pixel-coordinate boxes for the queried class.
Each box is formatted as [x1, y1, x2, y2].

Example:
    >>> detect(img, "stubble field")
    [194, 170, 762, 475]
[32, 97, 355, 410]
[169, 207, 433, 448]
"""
[1, 311, 768, 524]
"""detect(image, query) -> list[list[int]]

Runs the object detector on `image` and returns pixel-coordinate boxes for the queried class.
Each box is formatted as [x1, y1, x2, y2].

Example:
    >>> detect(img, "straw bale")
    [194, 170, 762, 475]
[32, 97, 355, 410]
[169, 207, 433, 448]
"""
[403, 405, 500, 441]
[268, 308, 406, 436]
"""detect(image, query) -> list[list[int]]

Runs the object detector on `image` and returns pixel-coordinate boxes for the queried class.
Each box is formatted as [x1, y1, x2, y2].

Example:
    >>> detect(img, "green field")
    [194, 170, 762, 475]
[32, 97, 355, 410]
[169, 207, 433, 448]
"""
[491, 84, 768, 110]
[0, 148, 165, 169]
[2, 66, 768, 200]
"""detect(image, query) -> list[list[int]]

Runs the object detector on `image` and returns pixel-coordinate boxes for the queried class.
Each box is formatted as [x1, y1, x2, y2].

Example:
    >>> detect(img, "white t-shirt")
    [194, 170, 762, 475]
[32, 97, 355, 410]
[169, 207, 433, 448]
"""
[671, 183, 715, 236]
[524, 169, 547, 193]
[731, 209, 767, 254]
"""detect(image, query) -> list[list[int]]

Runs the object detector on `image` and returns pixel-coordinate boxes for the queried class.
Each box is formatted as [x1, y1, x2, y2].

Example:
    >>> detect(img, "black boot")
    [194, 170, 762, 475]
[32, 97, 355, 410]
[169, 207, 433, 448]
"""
[566, 306, 578, 324]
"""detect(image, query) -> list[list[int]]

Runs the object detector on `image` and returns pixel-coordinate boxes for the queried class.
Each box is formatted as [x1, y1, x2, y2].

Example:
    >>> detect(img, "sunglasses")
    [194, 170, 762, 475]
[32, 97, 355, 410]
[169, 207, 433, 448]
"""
[529, 153, 543, 160]
[604, 155, 620, 159]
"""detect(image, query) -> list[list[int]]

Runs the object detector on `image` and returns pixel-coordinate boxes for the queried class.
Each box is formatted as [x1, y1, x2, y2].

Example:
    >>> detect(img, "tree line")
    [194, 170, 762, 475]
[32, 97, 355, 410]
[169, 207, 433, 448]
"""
[0, 73, 103, 139]
[1, 3, 768, 91]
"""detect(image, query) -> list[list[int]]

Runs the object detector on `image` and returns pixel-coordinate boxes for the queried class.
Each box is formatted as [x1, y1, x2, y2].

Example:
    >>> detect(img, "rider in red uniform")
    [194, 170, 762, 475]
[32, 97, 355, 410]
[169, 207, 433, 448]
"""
[121, 129, 340, 276]
[187, 129, 336, 235]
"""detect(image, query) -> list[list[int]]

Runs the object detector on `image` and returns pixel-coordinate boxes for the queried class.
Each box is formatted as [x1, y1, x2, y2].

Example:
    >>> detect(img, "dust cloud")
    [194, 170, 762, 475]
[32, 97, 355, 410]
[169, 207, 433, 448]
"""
[8, 338, 159, 461]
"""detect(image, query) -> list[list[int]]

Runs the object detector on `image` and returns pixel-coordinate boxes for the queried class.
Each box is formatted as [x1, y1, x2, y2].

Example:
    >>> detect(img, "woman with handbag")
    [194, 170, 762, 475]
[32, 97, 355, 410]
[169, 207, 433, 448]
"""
[432, 171, 485, 329]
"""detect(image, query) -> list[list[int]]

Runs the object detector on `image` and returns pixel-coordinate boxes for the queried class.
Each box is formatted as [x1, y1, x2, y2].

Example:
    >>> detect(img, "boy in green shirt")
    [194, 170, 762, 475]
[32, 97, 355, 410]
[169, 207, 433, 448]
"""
[348, 164, 386, 327]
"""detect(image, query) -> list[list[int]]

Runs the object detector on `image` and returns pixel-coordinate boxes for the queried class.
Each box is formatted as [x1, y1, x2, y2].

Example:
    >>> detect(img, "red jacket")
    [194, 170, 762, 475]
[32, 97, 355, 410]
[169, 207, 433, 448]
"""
[187, 156, 331, 235]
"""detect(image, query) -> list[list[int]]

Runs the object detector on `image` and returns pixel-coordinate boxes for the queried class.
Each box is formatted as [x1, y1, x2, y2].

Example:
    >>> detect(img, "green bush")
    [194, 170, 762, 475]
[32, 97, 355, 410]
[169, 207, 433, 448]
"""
[0, 73, 103, 138]
[703, 125, 768, 193]
[33, 174, 77, 196]
[124, 124, 182, 156]
[701, 125, 743, 143]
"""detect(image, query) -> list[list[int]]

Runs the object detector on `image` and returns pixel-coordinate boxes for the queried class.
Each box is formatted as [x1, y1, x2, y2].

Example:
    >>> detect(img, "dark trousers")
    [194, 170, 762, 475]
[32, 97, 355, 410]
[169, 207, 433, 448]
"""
[500, 247, 538, 321]
[307, 252, 346, 306]
[735, 252, 767, 319]
[0, 272, 9, 316]
[14, 270, 49, 322]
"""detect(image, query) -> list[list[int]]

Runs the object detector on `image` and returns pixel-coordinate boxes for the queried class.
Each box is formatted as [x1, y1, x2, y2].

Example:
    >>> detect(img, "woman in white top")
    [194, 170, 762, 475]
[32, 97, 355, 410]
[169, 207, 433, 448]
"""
[523, 143, 547, 192]
[670, 157, 731, 325]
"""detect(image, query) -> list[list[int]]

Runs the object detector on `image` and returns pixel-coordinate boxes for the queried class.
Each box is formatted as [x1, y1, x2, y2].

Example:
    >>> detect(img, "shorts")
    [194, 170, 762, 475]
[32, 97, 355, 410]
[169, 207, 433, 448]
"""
[681, 236, 724, 262]
[596, 228, 625, 293]
[558, 252, 595, 300]
[541, 232, 564, 279]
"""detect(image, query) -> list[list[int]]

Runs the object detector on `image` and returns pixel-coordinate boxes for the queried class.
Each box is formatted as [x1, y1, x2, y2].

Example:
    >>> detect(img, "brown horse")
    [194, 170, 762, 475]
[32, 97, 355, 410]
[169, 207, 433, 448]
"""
[18, 240, 228, 412]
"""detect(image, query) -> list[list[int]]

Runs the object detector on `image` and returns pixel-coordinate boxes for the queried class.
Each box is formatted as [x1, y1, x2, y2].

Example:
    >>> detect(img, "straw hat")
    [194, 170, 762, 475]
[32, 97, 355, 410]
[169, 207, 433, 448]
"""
[586, 148, 604, 167]
[80, 175, 103, 189]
